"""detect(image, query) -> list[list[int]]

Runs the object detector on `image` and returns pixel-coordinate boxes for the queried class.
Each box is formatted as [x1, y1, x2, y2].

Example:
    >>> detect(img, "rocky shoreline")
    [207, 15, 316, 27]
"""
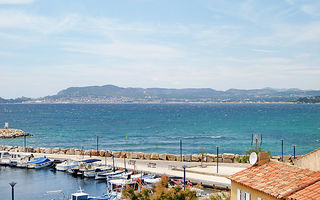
[0, 145, 296, 163]
[0, 129, 33, 138]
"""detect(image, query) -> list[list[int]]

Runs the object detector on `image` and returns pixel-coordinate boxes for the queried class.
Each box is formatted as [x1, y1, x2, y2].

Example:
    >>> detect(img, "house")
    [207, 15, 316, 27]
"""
[229, 158, 320, 200]
[294, 147, 320, 171]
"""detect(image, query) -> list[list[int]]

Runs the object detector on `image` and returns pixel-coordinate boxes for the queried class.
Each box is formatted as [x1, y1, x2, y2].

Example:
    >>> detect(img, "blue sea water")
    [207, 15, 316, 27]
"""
[0, 103, 319, 156]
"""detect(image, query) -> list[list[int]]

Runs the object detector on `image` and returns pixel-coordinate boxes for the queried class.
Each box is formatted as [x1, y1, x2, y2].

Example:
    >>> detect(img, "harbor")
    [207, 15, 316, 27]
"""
[0, 146, 250, 199]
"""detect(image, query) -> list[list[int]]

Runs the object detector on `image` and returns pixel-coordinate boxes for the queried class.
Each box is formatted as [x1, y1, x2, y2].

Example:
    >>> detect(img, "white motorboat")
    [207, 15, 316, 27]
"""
[56, 159, 80, 171]
[0, 151, 11, 165]
[27, 157, 53, 169]
[71, 188, 96, 200]
[107, 171, 133, 180]
[9, 153, 33, 167]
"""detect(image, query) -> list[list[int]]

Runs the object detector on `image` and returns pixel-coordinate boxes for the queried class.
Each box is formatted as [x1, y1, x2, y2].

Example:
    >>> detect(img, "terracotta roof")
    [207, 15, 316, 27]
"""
[295, 147, 320, 161]
[287, 180, 320, 200]
[229, 161, 320, 199]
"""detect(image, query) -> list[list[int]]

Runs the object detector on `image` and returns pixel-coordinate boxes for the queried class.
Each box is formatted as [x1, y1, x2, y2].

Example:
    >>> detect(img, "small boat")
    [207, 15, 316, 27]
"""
[56, 159, 80, 171]
[0, 151, 11, 165]
[9, 153, 33, 167]
[71, 188, 96, 200]
[27, 157, 53, 169]
[67, 159, 101, 176]
[107, 171, 132, 180]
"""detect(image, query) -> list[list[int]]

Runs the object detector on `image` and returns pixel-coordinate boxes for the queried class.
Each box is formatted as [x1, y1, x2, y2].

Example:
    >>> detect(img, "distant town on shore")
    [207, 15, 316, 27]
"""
[1, 85, 320, 104]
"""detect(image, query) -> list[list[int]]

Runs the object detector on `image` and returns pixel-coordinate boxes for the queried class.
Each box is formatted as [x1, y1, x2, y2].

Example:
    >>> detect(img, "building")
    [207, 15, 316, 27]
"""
[229, 160, 320, 200]
[294, 147, 320, 171]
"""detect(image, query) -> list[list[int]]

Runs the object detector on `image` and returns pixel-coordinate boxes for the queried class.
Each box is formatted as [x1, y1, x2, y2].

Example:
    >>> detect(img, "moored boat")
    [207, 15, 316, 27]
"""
[0, 151, 11, 165]
[27, 157, 53, 169]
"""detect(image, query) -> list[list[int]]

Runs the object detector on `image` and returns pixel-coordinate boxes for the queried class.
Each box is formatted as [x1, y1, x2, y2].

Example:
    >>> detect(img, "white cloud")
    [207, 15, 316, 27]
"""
[62, 41, 184, 60]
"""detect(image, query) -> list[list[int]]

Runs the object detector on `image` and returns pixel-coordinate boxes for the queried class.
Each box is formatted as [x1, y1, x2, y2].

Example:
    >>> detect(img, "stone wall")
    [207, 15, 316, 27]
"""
[0, 145, 247, 164]
[0, 129, 32, 138]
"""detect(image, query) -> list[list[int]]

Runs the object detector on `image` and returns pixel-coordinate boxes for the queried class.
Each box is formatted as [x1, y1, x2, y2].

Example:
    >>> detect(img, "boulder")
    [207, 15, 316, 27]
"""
[206, 154, 215, 162]
[66, 149, 75, 155]
[184, 154, 192, 162]
[192, 154, 200, 162]
[167, 154, 177, 161]
[91, 151, 98, 156]
[112, 151, 120, 158]
[151, 153, 159, 160]
[120, 151, 127, 158]
[177, 155, 184, 162]
[131, 152, 138, 159]
[75, 149, 83, 156]
[84, 150, 91, 156]
[137, 153, 144, 159]
[45, 148, 52, 154]
[223, 153, 235, 160]
[26, 147, 34, 153]
[144, 153, 151, 160]
[35, 147, 40, 153]
[159, 154, 167, 160]
[40, 148, 47, 153]
[105, 150, 112, 157]
[99, 150, 105, 157]
[127, 152, 133, 159]
[52, 147, 61, 154]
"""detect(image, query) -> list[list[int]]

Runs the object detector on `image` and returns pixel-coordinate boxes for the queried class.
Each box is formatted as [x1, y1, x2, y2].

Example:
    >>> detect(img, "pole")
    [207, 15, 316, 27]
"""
[182, 165, 187, 190]
[105, 149, 107, 166]
[281, 139, 284, 162]
[180, 139, 182, 162]
[216, 145, 220, 174]
[24, 134, 26, 149]
[112, 155, 115, 172]
[293, 144, 296, 160]
[96, 136, 99, 153]
[9, 182, 16, 200]
[124, 156, 126, 171]
[12, 186, 14, 200]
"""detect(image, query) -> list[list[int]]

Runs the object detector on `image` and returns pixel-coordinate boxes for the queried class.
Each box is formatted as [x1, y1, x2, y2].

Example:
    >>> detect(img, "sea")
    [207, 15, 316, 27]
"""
[0, 103, 319, 199]
[0, 103, 319, 156]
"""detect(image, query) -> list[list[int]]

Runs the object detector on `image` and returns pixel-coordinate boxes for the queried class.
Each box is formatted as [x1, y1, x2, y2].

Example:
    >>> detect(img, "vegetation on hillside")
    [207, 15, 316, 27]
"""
[297, 96, 320, 104]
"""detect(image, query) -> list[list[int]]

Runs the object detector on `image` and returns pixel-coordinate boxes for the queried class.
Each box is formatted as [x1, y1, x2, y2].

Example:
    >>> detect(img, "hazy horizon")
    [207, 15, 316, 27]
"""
[1, 0, 320, 98]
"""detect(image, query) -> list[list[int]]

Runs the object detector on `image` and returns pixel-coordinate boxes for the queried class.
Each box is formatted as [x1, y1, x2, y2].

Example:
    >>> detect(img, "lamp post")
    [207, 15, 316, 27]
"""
[293, 144, 296, 160]
[9, 182, 16, 200]
[281, 139, 284, 162]
[216, 145, 220, 174]
[182, 165, 187, 190]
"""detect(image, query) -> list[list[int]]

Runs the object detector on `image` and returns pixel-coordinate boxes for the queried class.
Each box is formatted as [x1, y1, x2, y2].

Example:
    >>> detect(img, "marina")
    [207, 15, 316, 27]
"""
[0, 150, 248, 199]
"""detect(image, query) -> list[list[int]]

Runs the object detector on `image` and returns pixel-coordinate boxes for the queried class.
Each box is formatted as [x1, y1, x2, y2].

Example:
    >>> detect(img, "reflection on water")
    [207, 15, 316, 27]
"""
[0, 166, 107, 199]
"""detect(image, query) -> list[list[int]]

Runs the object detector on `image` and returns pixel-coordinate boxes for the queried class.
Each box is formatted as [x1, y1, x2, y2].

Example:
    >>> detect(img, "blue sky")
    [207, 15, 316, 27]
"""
[0, 0, 320, 98]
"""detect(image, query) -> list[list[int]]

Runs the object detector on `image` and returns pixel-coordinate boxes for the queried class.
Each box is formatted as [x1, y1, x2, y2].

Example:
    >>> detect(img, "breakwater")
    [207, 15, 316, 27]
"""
[0, 129, 32, 138]
[0, 145, 296, 163]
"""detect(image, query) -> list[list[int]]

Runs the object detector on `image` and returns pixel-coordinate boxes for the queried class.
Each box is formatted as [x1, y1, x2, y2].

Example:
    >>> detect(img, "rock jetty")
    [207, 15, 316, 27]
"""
[0, 129, 32, 138]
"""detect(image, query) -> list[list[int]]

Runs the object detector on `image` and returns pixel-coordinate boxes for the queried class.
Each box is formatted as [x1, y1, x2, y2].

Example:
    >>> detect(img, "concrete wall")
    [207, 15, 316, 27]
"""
[230, 181, 279, 200]
[295, 149, 320, 171]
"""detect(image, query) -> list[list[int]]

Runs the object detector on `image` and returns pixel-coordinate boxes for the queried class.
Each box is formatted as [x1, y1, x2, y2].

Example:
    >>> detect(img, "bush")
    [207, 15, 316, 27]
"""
[122, 175, 198, 200]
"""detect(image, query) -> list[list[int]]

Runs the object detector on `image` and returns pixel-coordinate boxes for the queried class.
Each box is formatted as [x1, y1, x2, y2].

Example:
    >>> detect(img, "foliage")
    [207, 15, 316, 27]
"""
[297, 96, 320, 104]
[237, 148, 272, 163]
[122, 175, 198, 200]
[209, 191, 230, 200]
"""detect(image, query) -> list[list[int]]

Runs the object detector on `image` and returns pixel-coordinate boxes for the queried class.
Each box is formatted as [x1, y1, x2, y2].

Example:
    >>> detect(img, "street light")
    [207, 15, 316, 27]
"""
[293, 144, 296, 160]
[182, 165, 187, 190]
[180, 139, 183, 162]
[9, 181, 17, 200]
[216, 145, 220, 174]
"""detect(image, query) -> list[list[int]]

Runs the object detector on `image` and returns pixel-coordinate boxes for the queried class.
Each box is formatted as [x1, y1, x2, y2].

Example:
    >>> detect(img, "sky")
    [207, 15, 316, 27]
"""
[0, 0, 320, 98]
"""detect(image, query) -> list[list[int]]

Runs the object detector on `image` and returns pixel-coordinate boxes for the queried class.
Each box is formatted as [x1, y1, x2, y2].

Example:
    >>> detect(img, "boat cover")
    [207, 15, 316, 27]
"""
[81, 159, 101, 163]
[28, 157, 51, 164]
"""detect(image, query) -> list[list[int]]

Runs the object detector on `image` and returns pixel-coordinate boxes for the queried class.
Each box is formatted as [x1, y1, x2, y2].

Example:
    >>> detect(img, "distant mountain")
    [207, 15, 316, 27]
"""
[2, 85, 320, 103]
[0, 97, 32, 103]
[38, 85, 320, 103]
[297, 96, 320, 104]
